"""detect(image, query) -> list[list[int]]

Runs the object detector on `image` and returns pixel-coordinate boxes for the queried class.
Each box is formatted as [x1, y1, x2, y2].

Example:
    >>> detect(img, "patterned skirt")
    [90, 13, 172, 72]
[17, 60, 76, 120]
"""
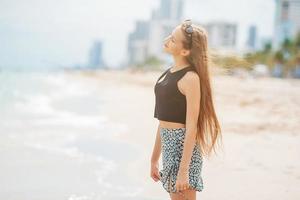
[159, 127, 204, 193]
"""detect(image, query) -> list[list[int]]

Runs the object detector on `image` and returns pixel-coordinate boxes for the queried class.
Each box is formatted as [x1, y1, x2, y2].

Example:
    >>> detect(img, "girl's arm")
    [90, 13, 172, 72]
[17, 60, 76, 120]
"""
[151, 123, 162, 164]
[178, 72, 201, 172]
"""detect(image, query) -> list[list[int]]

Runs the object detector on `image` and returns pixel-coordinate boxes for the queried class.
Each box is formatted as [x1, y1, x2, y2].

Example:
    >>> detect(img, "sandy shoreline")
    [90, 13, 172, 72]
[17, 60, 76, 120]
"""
[66, 69, 300, 199]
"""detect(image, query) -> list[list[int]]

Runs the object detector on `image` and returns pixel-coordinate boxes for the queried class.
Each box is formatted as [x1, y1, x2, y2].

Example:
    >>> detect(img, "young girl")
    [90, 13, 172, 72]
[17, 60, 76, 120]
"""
[150, 19, 222, 200]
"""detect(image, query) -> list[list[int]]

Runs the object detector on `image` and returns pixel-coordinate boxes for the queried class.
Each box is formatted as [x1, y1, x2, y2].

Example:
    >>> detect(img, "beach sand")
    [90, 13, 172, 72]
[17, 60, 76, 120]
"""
[68, 68, 300, 200]
[1, 68, 299, 200]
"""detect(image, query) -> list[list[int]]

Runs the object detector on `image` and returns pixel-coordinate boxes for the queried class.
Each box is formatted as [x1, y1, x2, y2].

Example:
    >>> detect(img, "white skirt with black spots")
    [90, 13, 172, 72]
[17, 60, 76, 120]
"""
[159, 127, 204, 193]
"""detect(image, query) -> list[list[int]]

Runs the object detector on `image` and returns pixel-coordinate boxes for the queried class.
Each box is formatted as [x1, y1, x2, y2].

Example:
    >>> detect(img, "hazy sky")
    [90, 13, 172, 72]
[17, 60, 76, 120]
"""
[0, 0, 275, 69]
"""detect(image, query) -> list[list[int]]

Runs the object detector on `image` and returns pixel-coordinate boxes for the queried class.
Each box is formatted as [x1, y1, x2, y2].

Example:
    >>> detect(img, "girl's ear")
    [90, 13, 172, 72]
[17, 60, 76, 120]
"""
[181, 49, 190, 57]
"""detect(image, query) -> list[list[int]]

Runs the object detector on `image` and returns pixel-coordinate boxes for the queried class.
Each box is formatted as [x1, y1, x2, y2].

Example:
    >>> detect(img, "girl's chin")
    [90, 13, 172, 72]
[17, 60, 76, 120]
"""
[163, 50, 169, 54]
[163, 47, 169, 53]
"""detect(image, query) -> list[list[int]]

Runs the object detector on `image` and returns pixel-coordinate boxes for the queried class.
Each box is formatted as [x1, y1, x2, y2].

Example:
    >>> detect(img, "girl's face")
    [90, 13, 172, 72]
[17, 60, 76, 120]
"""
[163, 25, 190, 57]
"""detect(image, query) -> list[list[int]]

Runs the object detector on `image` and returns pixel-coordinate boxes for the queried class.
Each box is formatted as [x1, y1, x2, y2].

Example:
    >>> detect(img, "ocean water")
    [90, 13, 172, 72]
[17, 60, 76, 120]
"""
[0, 70, 154, 200]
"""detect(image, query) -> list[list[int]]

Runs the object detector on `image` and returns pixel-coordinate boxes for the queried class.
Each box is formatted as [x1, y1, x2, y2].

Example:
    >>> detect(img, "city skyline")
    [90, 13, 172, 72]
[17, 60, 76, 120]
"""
[0, 0, 276, 69]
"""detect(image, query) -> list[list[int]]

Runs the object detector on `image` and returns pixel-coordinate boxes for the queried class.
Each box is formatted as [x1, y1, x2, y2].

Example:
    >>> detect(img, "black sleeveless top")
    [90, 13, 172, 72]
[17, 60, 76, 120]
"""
[154, 65, 196, 124]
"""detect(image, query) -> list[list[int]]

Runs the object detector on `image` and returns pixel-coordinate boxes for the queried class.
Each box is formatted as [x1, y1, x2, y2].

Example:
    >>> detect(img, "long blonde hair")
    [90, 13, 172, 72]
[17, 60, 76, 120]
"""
[181, 22, 223, 158]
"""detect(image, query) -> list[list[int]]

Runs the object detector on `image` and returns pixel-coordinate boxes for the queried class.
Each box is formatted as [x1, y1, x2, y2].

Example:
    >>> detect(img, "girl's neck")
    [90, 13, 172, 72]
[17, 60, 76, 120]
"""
[172, 56, 190, 70]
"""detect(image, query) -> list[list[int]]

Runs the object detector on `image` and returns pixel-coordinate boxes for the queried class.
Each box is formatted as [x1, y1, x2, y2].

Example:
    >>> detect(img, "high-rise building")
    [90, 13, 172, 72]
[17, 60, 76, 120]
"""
[127, 0, 184, 65]
[247, 25, 257, 51]
[203, 22, 237, 52]
[127, 21, 150, 64]
[88, 40, 105, 69]
[159, 0, 184, 21]
[273, 0, 300, 48]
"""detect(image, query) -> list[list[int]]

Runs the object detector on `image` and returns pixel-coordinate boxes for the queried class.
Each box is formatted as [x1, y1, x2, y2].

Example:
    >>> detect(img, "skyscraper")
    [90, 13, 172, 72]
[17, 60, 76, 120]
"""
[88, 40, 105, 69]
[159, 0, 184, 21]
[127, 21, 150, 64]
[127, 0, 184, 65]
[273, 0, 300, 48]
[203, 22, 237, 51]
[247, 25, 257, 51]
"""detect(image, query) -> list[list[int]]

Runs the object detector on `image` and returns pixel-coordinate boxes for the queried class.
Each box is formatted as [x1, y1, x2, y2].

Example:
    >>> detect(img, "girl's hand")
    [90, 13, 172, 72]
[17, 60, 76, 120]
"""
[150, 161, 161, 182]
[175, 169, 190, 192]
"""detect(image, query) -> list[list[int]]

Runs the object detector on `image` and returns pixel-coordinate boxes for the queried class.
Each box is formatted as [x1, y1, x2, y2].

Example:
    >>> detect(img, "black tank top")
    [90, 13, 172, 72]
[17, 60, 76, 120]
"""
[154, 65, 196, 124]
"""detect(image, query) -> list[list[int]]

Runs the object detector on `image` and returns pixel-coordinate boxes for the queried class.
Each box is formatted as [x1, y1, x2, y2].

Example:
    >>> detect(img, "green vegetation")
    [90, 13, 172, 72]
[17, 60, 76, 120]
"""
[211, 52, 253, 71]
[209, 32, 299, 76]
[245, 32, 300, 73]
